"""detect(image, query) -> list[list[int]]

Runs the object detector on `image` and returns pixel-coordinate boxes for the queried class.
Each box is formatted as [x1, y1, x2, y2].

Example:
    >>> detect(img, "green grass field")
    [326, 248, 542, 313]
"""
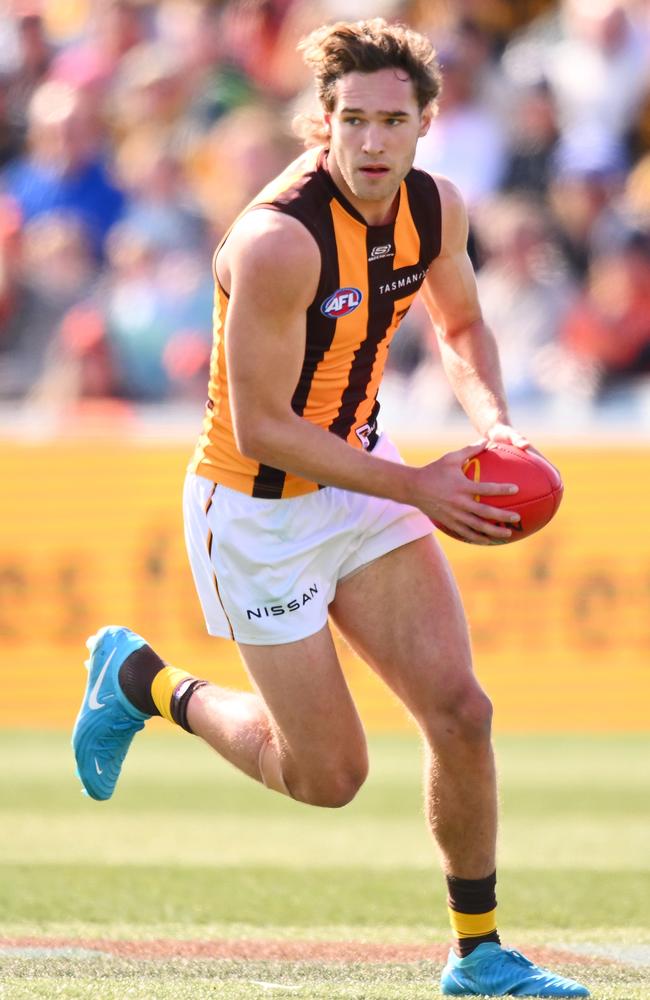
[0, 730, 648, 999]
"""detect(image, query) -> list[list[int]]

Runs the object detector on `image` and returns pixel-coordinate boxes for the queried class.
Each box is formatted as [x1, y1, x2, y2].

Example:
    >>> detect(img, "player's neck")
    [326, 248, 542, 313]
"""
[326, 151, 399, 227]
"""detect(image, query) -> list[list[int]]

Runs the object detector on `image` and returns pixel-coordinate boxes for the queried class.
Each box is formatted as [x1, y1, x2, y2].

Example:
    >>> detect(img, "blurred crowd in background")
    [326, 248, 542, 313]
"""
[2, 0, 650, 428]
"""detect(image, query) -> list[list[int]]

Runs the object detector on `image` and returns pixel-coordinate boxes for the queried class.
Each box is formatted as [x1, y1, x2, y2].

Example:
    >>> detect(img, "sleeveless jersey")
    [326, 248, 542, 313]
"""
[189, 146, 442, 499]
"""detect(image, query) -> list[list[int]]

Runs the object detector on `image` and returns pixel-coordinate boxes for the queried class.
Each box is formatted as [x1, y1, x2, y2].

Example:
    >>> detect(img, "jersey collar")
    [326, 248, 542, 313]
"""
[318, 147, 402, 231]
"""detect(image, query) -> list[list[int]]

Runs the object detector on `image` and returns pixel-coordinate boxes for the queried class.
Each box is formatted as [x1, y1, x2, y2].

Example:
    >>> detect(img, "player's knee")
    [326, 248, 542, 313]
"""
[427, 683, 493, 745]
[459, 688, 493, 740]
[294, 755, 369, 809]
[313, 764, 367, 808]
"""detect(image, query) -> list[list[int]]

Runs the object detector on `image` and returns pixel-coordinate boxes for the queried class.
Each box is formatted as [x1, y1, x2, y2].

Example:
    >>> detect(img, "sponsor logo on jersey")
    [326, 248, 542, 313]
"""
[379, 268, 426, 294]
[368, 244, 394, 261]
[320, 287, 362, 318]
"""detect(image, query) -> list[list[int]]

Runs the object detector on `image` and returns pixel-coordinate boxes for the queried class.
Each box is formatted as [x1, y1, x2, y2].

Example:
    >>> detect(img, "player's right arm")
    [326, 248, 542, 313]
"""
[219, 209, 517, 543]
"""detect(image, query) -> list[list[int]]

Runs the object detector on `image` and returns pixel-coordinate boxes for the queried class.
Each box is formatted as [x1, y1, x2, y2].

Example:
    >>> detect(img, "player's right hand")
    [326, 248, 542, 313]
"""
[410, 441, 520, 545]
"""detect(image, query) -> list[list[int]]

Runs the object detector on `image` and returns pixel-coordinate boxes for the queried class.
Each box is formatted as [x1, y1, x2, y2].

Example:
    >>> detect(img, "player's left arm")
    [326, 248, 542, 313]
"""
[419, 176, 528, 448]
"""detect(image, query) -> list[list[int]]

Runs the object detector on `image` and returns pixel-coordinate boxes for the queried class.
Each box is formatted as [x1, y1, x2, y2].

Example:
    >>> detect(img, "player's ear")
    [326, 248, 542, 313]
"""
[418, 107, 433, 138]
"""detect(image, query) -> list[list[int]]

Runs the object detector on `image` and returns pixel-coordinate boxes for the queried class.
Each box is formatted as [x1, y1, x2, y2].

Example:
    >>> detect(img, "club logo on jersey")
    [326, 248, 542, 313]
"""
[320, 287, 363, 318]
[368, 244, 394, 261]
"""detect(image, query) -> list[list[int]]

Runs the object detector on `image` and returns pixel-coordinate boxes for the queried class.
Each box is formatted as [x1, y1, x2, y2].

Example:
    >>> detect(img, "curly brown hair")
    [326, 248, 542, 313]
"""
[295, 18, 442, 147]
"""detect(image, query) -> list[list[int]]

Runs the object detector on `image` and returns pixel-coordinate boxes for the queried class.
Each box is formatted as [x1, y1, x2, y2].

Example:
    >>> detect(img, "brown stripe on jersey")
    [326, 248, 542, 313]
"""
[404, 169, 442, 263]
[251, 180, 340, 499]
[251, 464, 287, 499]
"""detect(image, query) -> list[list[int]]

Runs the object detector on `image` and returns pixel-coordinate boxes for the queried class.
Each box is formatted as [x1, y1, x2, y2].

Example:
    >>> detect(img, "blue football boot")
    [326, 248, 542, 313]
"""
[440, 943, 590, 997]
[72, 626, 151, 800]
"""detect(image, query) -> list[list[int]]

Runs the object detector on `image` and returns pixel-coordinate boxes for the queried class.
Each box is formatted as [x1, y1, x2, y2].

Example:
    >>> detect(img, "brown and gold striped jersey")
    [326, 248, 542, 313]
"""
[189, 146, 442, 498]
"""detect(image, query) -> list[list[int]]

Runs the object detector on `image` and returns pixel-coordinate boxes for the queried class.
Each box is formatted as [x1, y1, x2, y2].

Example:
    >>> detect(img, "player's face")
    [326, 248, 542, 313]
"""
[325, 68, 431, 222]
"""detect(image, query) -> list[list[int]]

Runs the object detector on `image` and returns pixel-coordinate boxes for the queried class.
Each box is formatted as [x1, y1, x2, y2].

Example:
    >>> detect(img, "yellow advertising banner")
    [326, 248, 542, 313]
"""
[1, 439, 647, 731]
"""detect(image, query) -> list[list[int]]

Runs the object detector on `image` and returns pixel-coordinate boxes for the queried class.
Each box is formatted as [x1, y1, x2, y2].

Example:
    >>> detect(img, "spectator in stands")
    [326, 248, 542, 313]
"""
[75, 219, 214, 402]
[0, 73, 25, 167]
[155, 1, 256, 127]
[216, 0, 319, 100]
[0, 202, 98, 399]
[501, 79, 560, 196]
[0, 8, 53, 126]
[474, 194, 576, 403]
[556, 232, 650, 397]
[547, 125, 630, 279]
[1, 79, 126, 258]
[51, 0, 151, 95]
[414, 26, 508, 205]
[114, 126, 207, 254]
[402, 0, 559, 47]
[186, 102, 301, 238]
[109, 39, 189, 143]
[27, 303, 119, 407]
[0, 195, 30, 398]
[1, 0, 649, 419]
[623, 150, 650, 226]
[503, 0, 650, 146]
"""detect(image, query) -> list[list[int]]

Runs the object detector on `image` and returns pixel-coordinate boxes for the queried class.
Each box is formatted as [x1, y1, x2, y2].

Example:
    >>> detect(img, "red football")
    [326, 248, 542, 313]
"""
[435, 443, 564, 544]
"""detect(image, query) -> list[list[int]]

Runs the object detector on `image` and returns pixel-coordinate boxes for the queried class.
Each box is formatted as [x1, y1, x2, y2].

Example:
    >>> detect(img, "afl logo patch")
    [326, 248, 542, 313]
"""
[320, 286, 362, 318]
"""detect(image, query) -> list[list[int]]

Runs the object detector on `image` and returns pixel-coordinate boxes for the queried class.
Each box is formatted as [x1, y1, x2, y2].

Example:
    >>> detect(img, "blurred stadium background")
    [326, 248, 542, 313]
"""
[1, 0, 649, 733]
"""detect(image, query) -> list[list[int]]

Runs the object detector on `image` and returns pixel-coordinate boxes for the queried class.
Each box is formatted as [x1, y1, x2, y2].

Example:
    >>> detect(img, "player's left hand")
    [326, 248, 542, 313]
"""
[484, 423, 530, 449]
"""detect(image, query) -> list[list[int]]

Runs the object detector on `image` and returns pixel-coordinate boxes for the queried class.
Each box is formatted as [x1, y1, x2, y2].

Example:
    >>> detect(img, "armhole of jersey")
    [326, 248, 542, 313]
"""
[212, 245, 228, 299]
[429, 176, 442, 261]
[212, 203, 278, 300]
[213, 202, 324, 308]
[418, 171, 442, 262]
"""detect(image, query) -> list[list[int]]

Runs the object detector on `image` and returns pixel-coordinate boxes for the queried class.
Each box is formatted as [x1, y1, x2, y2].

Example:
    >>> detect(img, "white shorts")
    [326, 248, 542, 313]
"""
[183, 435, 432, 645]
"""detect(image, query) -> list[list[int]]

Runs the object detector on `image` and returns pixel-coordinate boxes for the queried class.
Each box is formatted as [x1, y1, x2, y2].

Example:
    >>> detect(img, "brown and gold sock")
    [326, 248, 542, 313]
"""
[118, 647, 207, 733]
[151, 664, 208, 733]
[446, 870, 501, 958]
[118, 645, 165, 716]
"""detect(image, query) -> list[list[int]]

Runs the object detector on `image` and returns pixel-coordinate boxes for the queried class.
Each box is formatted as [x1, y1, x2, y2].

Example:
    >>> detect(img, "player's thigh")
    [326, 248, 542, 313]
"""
[330, 533, 481, 726]
[238, 622, 367, 773]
